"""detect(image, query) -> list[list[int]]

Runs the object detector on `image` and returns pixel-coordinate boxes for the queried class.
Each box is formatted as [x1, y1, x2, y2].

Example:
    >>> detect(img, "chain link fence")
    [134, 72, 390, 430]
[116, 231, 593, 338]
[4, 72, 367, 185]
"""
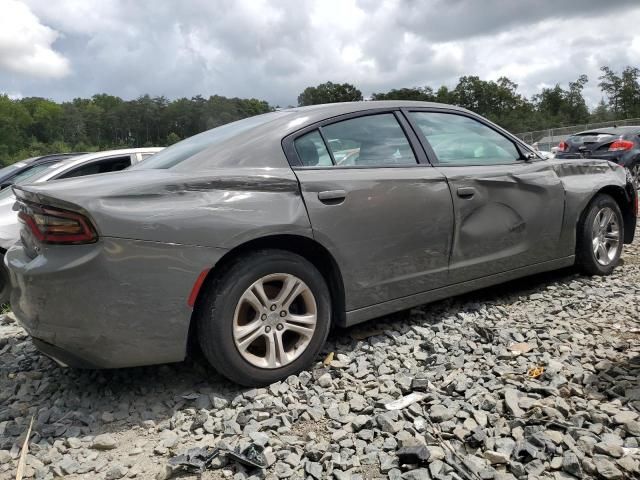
[515, 117, 640, 151]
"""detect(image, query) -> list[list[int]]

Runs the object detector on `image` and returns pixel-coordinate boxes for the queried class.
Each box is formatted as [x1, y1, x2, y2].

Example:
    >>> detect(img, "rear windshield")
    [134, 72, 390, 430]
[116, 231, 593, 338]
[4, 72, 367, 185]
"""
[133, 111, 288, 170]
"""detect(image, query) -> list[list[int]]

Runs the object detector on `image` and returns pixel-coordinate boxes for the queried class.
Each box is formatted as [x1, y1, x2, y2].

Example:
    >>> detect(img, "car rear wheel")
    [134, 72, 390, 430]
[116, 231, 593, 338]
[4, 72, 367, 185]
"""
[576, 194, 624, 276]
[196, 249, 331, 386]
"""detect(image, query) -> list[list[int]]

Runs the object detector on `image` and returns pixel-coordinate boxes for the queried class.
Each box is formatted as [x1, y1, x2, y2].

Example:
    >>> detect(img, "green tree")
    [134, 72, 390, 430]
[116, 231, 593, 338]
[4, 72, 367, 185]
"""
[0, 95, 32, 162]
[297, 81, 363, 106]
[166, 132, 181, 145]
[371, 87, 435, 101]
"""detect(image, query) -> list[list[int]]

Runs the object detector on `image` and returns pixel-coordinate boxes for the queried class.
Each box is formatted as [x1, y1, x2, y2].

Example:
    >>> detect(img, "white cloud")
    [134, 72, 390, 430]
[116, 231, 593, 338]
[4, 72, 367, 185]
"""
[2, 0, 640, 108]
[0, 0, 70, 78]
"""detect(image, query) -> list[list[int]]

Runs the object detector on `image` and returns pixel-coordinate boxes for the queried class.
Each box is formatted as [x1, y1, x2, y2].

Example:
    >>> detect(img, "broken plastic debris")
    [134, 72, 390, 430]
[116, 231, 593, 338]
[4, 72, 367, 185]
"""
[527, 366, 545, 379]
[323, 351, 334, 366]
[226, 444, 266, 469]
[166, 444, 266, 477]
[167, 446, 219, 474]
[385, 392, 429, 410]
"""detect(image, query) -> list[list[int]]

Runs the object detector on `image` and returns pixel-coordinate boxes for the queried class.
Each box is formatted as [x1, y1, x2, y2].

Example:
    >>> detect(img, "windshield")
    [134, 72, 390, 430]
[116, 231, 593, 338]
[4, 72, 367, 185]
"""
[0, 162, 63, 201]
[0, 158, 36, 178]
[133, 111, 288, 170]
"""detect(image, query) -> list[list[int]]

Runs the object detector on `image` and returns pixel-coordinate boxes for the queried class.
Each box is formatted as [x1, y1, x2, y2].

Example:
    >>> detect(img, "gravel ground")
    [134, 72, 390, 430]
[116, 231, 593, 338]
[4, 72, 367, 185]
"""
[1, 229, 639, 480]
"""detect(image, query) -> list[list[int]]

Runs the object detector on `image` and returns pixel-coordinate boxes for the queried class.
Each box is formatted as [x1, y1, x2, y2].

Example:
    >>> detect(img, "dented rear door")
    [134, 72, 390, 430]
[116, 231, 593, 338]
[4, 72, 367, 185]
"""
[406, 110, 565, 283]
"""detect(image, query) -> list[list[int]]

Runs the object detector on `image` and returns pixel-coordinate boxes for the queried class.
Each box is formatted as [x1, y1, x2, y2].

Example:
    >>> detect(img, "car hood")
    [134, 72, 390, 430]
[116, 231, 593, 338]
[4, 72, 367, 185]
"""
[14, 167, 304, 247]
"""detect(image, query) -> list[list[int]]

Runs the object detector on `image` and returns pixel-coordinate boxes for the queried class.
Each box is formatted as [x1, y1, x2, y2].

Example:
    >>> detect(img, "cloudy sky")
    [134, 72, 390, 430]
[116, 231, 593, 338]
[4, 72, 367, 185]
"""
[1, 0, 640, 107]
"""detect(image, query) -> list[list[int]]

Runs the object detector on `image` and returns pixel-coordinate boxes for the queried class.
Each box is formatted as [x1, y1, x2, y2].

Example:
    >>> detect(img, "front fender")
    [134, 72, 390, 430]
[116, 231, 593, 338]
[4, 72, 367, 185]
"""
[551, 159, 635, 252]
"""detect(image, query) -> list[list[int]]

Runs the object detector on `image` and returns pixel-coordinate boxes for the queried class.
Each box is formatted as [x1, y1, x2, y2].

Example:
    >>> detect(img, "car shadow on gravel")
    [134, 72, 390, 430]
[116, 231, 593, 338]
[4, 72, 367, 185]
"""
[328, 266, 580, 344]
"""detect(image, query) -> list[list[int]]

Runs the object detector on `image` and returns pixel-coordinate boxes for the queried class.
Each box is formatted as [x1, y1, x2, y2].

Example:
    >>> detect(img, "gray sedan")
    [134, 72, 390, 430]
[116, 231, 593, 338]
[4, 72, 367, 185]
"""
[6, 101, 637, 386]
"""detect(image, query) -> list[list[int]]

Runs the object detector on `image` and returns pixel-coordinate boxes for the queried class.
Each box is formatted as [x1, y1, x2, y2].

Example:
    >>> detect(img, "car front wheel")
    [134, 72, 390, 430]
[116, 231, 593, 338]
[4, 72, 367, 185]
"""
[576, 194, 624, 276]
[197, 249, 331, 386]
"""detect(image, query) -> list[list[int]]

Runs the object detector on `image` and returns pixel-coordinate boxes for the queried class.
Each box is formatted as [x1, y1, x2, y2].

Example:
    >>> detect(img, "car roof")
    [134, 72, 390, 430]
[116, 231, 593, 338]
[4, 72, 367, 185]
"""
[273, 101, 469, 130]
[32, 147, 164, 183]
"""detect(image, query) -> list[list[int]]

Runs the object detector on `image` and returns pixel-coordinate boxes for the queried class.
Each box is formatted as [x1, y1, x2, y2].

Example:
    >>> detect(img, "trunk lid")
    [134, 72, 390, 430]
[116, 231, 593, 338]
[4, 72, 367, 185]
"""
[564, 132, 619, 157]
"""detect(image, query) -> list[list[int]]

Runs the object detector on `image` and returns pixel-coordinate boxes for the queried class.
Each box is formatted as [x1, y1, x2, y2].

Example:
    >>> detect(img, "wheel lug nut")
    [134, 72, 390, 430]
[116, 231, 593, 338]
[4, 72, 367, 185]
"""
[261, 314, 267, 320]
[270, 305, 277, 311]
[280, 311, 286, 317]
[277, 324, 283, 331]
[265, 326, 271, 333]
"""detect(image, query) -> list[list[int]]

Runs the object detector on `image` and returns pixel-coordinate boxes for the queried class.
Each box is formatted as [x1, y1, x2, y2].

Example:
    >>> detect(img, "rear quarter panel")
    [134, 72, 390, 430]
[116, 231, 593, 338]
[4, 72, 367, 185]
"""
[22, 167, 313, 249]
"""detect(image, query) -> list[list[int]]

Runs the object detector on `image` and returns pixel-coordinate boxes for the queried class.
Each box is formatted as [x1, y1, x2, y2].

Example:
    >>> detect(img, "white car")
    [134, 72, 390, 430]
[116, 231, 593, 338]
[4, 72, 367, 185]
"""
[0, 147, 163, 302]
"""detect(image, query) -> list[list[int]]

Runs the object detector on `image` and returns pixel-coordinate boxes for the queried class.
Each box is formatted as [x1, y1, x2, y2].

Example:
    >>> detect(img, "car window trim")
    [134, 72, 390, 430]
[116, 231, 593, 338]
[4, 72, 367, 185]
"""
[400, 107, 538, 167]
[282, 108, 433, 169]
[316, 128, 337, 166]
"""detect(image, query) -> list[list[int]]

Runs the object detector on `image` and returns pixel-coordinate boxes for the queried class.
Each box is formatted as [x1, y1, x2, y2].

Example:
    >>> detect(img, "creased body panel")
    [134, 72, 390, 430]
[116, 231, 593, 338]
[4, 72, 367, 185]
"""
[436, 162, 565, 283]
[6, 238, 227, 368]
[14, 168, 312, 248]
[550, 159, 634, 250]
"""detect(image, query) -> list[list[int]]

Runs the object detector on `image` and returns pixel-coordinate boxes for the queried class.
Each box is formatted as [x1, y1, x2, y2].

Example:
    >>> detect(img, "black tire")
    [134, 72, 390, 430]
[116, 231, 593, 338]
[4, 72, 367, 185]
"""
[0, 255, 10, 305]
[576, 194, 624, 276]
[629, 162, 640, 190]
[196, 249, 331, 386]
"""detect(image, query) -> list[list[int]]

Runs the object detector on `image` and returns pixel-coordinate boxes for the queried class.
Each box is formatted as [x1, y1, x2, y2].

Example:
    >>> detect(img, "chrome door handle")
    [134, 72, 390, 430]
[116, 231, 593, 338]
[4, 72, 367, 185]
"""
[318, 190, 346, 203]
[457, 187, 476, 199]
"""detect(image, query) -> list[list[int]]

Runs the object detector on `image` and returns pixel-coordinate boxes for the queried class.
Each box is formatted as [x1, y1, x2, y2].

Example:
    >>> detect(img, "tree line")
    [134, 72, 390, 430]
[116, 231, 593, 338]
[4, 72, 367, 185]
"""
[1, 65, 639, 165]
[0, 94, 271, 164]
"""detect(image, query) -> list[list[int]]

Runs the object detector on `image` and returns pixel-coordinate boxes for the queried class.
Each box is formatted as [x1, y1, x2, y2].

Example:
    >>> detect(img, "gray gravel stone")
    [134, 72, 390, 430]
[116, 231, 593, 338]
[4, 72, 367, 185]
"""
[105, 464, 127, 480]
[562, 452, 583, 478]
[317, 373, 332, 388]
[91, 434, 117, 450]
[594, 457, 624, 479]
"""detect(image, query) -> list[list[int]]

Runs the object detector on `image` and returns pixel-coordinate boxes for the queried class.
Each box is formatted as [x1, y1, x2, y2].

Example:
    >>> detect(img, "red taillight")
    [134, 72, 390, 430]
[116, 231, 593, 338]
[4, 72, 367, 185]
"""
[608, 140, 634, 151]
[558, 141, 568, 152]
[18, 205, 97, 244]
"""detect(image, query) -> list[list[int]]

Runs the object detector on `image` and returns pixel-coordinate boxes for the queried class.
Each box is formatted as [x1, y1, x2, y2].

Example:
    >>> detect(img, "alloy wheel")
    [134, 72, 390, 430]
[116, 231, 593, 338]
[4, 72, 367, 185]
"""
[591, 207, 620, 266]
[232, 273, 317, 369]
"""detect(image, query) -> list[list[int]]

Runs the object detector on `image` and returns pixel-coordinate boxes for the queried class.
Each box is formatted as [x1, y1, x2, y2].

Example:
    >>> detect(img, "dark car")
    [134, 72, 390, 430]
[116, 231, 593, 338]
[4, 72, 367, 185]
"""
[0, 153, 85, 190]
[556, 127, 640, 187]
[6, 101, 637, 386]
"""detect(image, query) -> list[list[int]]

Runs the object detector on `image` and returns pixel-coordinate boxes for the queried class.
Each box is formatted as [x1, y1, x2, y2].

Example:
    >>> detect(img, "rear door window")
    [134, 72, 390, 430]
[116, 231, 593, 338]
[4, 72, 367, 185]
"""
[294, 113, 417, 167]
[294, 131, 333, 167]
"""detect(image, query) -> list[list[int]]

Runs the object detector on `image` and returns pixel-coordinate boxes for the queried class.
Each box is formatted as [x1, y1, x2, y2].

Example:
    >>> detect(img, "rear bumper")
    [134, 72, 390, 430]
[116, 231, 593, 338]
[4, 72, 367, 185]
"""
[6, 237, 226, 368]
[32, 338, 101, 368]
